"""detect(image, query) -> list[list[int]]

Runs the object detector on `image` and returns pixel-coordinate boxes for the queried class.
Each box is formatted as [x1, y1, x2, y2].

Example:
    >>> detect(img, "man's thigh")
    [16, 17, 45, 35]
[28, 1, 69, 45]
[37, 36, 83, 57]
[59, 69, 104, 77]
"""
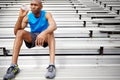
[21, 30, 32, 42]
[24, 32, 48, 48]
[24, 32, 37, 48]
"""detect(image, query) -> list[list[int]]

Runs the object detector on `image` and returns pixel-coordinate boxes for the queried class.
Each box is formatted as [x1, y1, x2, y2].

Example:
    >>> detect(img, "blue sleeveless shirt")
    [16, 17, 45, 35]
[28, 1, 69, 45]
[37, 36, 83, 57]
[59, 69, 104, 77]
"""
[27, 10, 49, 33]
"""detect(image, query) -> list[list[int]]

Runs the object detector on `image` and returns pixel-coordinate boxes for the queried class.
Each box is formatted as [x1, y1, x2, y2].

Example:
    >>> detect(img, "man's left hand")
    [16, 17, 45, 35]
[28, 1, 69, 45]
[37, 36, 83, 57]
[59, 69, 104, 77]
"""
[35, 32, 47, 46]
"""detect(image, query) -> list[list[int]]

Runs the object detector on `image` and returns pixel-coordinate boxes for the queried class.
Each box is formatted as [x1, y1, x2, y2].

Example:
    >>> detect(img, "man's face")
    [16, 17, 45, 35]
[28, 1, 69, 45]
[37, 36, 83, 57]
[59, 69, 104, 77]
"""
[30, 0, 42, 14]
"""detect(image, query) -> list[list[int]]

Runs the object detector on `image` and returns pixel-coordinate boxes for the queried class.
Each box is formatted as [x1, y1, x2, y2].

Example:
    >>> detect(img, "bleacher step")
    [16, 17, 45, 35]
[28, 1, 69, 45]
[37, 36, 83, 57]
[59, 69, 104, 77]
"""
[0, 56, 120, 80]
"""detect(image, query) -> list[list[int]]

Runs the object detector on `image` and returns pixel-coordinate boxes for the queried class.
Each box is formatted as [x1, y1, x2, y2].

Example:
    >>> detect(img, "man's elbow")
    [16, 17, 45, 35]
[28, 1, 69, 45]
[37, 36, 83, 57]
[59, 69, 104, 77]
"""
[54, 25, 57, 31]
[14, 29, 17, 35]
[14, 28, 21, 35]
[54, 23, 57, 31]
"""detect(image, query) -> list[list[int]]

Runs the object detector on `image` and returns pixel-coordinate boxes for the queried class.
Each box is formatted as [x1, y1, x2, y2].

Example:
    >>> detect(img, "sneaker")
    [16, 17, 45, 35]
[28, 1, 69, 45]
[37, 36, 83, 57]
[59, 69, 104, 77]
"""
[3, 65, 20, 80]
[45, 65, 56, 79]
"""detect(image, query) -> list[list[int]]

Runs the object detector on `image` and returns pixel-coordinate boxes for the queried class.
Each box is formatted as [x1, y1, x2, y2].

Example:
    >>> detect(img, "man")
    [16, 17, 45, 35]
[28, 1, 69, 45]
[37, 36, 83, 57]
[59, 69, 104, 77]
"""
[3, 0, 57, 79]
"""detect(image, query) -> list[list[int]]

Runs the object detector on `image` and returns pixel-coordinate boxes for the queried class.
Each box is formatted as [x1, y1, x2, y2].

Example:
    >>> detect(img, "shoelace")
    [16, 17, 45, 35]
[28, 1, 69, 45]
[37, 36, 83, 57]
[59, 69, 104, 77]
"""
[7, 66, 15, 74]
[47, 65, 55, 72]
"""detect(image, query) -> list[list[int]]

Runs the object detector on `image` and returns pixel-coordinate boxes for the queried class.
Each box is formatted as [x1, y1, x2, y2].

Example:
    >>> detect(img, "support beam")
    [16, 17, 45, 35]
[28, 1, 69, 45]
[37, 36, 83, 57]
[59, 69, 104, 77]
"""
[99, 47, 104, 55]
[0, 47, 9, 56]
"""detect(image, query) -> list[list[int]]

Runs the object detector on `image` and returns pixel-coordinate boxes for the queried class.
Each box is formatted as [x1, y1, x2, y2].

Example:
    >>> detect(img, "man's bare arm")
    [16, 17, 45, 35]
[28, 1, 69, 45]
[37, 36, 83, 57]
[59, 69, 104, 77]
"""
[44, 12, 57, 34]
[14, 9, 28, 35]
[35, 12, 57, 46]
[21, 16, 28, 29]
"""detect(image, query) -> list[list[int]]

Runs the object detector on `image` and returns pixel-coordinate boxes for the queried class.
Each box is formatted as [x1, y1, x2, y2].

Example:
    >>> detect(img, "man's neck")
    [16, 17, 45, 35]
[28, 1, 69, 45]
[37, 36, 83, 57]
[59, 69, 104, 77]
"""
[34, 11, 41, 18]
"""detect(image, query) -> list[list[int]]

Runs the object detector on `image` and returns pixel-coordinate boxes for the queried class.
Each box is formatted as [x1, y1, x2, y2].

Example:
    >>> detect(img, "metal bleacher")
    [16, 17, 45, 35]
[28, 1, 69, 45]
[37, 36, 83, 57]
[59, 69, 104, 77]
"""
[0, 0, 120, 80]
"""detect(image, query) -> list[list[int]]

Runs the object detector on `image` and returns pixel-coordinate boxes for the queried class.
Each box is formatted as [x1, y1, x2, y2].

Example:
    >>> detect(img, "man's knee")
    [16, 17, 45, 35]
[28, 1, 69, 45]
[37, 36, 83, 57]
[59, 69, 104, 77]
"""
[48, 32, 54, 38]
[47, 32, 55, 42]
[48, 32, 54, 36]
[16, 30, 26, 38]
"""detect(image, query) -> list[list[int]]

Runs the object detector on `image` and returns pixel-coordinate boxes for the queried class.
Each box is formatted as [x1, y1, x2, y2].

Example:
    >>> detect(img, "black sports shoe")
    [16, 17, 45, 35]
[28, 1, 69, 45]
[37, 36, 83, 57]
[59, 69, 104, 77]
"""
[3, 65, 20, 80]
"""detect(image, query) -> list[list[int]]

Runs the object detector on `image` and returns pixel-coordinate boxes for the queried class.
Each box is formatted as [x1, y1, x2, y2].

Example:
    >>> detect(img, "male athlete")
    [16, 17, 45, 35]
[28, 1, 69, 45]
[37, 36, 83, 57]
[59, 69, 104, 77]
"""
[3, 0, 57, 79]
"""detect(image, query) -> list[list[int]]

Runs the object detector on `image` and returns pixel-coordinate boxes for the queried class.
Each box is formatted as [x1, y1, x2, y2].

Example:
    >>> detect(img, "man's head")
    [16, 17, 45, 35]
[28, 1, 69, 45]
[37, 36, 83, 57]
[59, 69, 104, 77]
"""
[30, 0, 43, 15]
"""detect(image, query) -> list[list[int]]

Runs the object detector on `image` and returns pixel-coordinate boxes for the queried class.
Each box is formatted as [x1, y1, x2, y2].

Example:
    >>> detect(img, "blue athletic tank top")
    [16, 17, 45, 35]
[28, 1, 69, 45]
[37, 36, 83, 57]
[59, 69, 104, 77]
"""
[27, 10, 49, 33]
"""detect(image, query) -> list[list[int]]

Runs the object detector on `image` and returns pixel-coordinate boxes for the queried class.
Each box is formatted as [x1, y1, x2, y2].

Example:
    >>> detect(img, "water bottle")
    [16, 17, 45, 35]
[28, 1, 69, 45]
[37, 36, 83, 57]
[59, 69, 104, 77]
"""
[21, 4, 29, 11]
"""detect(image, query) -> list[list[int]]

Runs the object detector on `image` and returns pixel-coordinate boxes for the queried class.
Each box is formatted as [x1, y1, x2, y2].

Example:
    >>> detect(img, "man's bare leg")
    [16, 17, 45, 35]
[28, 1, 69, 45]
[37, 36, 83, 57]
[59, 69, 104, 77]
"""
[12, 30, 32, 64]
[45, 32, 56, 79]
[3, 30, 32, 80]
[48, 32, 55, 64]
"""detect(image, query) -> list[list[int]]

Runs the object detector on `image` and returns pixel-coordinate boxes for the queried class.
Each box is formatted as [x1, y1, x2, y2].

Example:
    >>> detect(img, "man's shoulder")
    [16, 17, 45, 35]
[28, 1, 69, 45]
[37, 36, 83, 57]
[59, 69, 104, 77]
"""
[41, 10, 52, 14]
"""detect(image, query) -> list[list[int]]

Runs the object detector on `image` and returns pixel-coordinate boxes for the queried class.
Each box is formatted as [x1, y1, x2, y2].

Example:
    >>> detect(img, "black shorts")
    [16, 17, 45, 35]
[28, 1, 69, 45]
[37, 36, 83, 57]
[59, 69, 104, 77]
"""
[24, 32, 48, 48]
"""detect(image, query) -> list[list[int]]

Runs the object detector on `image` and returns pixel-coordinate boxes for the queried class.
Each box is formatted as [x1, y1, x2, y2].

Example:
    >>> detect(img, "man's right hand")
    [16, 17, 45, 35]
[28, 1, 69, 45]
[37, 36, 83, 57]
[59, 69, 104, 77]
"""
[19, 8, 29, 18]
